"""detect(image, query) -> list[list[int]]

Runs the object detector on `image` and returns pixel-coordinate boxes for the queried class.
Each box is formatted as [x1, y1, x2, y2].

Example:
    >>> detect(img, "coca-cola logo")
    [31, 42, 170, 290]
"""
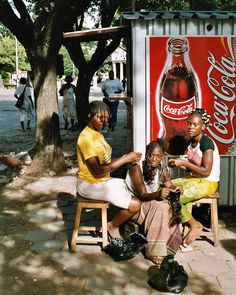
[164, 104, 193, 115]
[161, 96, 196, 120]
[207, 51, 236, 145]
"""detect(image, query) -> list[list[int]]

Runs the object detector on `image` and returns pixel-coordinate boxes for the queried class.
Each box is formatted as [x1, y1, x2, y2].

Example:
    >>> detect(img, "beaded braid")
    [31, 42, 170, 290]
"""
[189, 108, 212, 127]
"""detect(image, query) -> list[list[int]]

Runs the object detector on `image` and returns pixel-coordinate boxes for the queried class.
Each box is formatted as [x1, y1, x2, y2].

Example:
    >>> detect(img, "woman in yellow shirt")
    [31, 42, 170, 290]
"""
[77, 100, 142, 239]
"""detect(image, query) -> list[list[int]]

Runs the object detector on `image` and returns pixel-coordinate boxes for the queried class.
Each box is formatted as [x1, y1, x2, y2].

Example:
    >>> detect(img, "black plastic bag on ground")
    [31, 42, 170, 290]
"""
[103, 233, 148, 261]
[147, 254, 188, 294]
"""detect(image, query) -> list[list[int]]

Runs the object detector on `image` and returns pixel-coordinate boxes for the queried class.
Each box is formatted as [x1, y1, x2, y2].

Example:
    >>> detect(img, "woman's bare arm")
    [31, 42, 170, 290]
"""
[169, 149, 213, 177]
[128, 164, 163, 201]
[86, 152, 142, 177]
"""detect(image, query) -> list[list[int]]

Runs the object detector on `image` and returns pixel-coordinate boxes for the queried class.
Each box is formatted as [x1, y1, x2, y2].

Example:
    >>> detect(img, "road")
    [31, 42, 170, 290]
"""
[0, 88, 67, 136]
[0, 86, 127, 156]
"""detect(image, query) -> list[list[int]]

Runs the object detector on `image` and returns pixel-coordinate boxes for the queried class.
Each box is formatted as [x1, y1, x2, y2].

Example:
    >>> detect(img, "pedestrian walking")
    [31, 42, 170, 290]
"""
[102, 70, 123, 131]
[14, 77, 34, 132]
[59, 75, 77, 131]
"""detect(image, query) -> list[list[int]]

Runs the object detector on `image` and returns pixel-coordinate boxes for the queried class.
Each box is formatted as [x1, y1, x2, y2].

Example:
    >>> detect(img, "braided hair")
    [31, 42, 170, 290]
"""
[89, 100, 110, 119]
[143, 139, 182, 227]
[189, 108, 212, 127]
[142, 139, 168, 185]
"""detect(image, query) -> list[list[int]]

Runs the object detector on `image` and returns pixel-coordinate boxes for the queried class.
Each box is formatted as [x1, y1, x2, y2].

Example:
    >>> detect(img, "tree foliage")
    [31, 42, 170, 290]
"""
[0, 36, 29, 83]
[63, 0, 132, 128]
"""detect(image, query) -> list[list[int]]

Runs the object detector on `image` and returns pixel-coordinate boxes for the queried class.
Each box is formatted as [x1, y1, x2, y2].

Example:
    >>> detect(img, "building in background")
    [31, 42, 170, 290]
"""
[111, 46, 126, 81]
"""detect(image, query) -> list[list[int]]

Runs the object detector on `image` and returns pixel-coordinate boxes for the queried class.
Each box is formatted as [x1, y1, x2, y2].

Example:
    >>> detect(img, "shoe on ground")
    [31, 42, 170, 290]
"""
[179, 243, 193, 252]
[121, 221, 140, 238]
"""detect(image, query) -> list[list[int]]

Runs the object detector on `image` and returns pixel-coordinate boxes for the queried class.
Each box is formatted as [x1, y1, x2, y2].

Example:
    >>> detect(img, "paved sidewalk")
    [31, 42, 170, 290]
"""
[21, 105, 236, 294]
[20, 178, 236, 295]
[2, 88, 236, 294]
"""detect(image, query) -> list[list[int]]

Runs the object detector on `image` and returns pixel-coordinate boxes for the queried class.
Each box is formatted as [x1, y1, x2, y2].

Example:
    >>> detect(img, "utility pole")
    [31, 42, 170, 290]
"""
[15, 36, 19, 86]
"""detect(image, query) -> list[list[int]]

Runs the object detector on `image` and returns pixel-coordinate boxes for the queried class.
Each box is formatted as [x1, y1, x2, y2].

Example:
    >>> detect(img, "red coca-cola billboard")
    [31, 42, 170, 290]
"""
[149, 36, 236, 155]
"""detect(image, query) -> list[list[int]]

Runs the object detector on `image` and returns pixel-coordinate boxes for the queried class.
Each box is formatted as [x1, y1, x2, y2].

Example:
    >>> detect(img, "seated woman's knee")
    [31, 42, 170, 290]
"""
[128, 195, 141, 213]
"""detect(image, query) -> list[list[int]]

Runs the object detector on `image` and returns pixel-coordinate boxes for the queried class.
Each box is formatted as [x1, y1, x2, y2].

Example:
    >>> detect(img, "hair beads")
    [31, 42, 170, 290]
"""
[189, 108, 212, 127]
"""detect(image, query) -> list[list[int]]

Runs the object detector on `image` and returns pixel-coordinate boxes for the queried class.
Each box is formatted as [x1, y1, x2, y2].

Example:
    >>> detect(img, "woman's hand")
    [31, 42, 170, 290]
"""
[169, 158, 187, 169]
[160, 187, 171, 199]
[160, 186, 183, 199]
[173, 185, 183, 194]
[125, 152, 142, 163]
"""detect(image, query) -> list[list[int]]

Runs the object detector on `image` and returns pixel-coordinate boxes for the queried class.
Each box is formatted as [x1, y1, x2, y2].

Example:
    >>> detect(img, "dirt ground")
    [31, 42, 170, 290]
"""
[0, 127, 88, 295]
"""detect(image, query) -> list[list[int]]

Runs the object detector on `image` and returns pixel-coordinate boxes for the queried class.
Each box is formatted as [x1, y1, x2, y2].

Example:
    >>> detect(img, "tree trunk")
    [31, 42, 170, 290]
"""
[76, 74, 93, 129]
[31, 61, 66, 173]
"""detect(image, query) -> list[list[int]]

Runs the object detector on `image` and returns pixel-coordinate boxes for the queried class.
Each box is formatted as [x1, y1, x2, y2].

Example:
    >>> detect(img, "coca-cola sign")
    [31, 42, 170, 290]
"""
[149, 36, 236, 155]
[161, 96, 196, 120]
[207, 51, 236, 147]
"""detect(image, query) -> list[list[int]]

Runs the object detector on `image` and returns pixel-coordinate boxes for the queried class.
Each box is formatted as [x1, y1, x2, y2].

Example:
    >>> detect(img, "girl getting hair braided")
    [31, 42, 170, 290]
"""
[125, 139, 183, 265]
[142, 139, 182, 227]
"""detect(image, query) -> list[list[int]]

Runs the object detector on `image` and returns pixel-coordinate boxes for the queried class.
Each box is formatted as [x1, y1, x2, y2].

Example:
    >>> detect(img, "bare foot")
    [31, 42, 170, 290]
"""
[107, 222, 121, 239]
[183, 221, 203, 245]
[148, 256, 164, 265]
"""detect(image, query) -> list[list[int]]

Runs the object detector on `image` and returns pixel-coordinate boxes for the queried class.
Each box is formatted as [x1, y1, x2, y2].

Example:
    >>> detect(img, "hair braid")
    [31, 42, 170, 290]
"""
[89, 100, 110, 118]
[189, 108, 212, 127]
[142, 139, 167, 184]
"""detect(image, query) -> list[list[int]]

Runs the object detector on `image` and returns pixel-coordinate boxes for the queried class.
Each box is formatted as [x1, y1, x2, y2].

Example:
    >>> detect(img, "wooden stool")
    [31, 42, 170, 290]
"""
[70, 198, 109, 252]
[191, 192, 220, 247]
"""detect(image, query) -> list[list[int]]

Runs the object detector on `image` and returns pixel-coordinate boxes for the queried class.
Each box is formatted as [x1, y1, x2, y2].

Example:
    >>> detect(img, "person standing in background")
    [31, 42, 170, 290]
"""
[59, 75, 77, 131]
[121, 76, 127, 92]
[14, 77, 34, 132]
[102, 70, 123, 132]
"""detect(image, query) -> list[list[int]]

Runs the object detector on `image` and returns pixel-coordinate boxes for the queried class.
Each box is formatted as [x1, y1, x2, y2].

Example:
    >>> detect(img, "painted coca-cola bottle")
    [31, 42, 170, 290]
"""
[158, 37, 199, 153]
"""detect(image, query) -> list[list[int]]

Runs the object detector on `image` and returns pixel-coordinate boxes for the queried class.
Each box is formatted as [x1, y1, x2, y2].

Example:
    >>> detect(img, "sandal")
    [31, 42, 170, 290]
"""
[179, 243, 193, 252]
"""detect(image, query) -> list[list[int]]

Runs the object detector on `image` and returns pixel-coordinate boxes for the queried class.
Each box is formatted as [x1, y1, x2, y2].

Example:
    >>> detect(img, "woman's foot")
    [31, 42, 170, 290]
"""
[147, 256, 164, 266]
[108, 222, 121, 239]
[183, 221, 203, 245]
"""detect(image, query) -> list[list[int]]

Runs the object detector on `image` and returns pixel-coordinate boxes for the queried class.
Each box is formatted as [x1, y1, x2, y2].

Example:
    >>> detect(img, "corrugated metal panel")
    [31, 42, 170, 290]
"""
[220, 156, 236, 206]
[125, 11, 236, 206]
[122, 11, 236, 21]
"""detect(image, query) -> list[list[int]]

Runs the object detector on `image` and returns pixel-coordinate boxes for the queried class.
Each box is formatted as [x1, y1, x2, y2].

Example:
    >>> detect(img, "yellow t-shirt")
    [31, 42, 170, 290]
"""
[77, 126, 112, 183]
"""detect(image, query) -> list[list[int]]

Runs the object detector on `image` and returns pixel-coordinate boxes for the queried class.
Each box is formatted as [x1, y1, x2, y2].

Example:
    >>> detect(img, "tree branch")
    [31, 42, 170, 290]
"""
[13, 0, 33, 25]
